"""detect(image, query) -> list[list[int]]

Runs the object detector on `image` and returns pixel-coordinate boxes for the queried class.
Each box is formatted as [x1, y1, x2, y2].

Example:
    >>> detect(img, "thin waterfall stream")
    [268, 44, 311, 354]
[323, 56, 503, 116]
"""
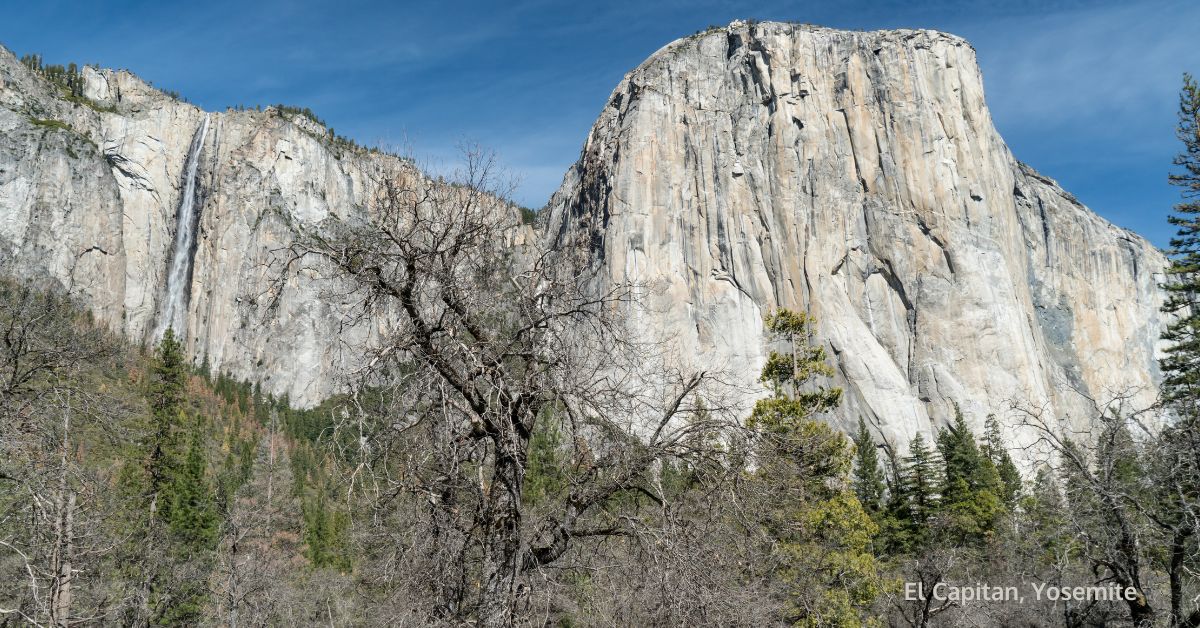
[155, 114, 211, 340]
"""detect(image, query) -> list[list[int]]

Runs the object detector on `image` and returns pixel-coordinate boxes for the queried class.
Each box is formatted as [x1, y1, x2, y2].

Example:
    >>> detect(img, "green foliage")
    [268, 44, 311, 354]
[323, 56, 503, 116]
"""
[757, 309, 842, 409]
[28, 115, 100, 153]
[215, 415, 257, 515]
[148, 330, 187, 499]
[163, 414, 219, 551]
[149, 330, 186, 405]
[1161, 73, 1200, 409]
[269, 103, 395, 158]
[878, 408, 1026, 558]
[301, 489, 351, 571]
[524, 416, 568, 506]
[901, 431, 942, 527]
[877, 431, 944, 555]
[290, 441, 351, 571]
[779, 489, 884, 628]
[982, 414, 1022, 507]
[690, 24, 726, 38]
[20, 54, 87, 97]
[210, 369, 257, 415]
[753, 412, 883, 626]
[19, 54, 118, 112]
[750, 309, 882, 626]
[1097, 413, 1142, 491]
[30, 117, 73, 131]
[852, 418, 885, 515]
[1018, 467, 1071, 565]
[275, 103, 327, 127]
[0, 279, 383, 624]
[151, 580, 210, 626]
[935, 406, 1006, 542]
[198, 352, 211, 381]
[658, 456, 700, 500]
[751, 398, 851, 479]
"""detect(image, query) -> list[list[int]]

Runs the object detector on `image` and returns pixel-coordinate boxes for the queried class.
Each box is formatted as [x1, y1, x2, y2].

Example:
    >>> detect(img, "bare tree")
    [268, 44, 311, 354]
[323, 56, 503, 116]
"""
[271, 148, 742, 626]
[206, 429, 303, 628]
[0, 280, 130, 626]
[1013, 389, 1200, 627]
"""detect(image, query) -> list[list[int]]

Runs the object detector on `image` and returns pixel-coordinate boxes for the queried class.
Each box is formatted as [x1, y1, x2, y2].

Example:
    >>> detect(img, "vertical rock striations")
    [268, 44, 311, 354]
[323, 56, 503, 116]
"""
[0, 23, 1170, 445]
[544, 21, 1167, 448]
[0, 46, 423, 405]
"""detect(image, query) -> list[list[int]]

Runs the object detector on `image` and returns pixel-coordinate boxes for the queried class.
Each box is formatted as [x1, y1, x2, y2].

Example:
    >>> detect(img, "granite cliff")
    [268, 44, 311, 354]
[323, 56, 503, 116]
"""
[545, 21, 1168, 447]
[0, 47, 427, 405]
[0, 22, 1169, 447]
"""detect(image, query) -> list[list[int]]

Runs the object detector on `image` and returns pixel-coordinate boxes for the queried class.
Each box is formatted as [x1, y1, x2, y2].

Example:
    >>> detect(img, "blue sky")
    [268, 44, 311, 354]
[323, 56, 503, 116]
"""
[3, 0, 1197, 247]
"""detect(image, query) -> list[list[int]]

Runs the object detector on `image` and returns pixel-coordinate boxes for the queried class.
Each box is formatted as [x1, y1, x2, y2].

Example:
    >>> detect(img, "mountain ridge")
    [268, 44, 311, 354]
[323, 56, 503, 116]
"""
[0, 22, 1169, 452]
[544, 19, 1167, 451]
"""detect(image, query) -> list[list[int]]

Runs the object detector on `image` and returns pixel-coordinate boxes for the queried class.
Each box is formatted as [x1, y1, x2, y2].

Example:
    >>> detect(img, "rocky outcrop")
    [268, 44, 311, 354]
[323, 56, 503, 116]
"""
[0, 23, 1170, 444]
[544, 21, 1168, 449]
[0, 47, 425, 405]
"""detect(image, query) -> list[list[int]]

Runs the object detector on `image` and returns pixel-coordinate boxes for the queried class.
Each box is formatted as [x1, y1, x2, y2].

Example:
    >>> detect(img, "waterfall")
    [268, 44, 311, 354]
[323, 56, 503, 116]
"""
[155, 114, 210, 341]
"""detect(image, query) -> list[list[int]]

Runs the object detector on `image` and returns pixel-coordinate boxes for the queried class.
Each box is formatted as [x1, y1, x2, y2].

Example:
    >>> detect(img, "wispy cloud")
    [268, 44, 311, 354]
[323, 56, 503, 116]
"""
[1, 0, 1190, 241]
[969, 0, 1199, 137]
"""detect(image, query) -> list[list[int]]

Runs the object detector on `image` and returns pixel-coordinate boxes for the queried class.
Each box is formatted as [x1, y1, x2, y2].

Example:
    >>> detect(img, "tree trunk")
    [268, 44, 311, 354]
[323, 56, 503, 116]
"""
[266, 411, 276, 530]
[1170, 528, 1194, 628]
[477, 449, 525, 628]
[49, 492, 74, 627]
[49, 402, 74, 627]
[1128, 586, 1155, 627]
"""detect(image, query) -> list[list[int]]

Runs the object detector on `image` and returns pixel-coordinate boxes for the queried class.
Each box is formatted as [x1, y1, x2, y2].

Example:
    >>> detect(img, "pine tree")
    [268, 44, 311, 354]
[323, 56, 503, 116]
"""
[903, 432, 942, 527]
[523, 415, 568, 507]
[878, 442, 916, 554]
[1017, 468, 1071, 570]
[982, 414, 1022, 507]
[1161, 73, 1200, 412]
[148, 412, 220, 626]
[1156, 80, 1200, 620]
[301, 487, 350, 571]
[148, 329, 187, 508]
[149, 330, 186, 415]
[879, 429, 946, 553]
[1097, 413, 1142, 492]
[749, 310, 882, 626]
[936, 407, 1005, 541]
[852, 417, 885, 515]
[164, 414, 219, 551]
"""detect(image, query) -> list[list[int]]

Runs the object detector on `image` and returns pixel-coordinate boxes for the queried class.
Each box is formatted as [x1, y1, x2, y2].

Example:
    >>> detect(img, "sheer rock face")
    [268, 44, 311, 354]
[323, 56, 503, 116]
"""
[0, 47, 409, 405]
[544, 21, 1167, 447]
[0, 24, 1169, 439]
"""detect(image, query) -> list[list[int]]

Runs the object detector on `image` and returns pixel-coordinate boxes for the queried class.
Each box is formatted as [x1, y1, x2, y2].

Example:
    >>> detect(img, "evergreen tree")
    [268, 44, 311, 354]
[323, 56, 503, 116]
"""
[523, 415, 568, 507]
[301, 488, 350, 571]
[164, 414, 219, 551]
[1097, 413, 1142, 492]
[1156, 80, 1200, 620]
[749, 310, 882, 626]
[936, 407, 1006, 541]
[901, 431, 942, 530]
[852, 417, 885, 515]
[1162, 73, 1200, 412]
[148, 329, 187, 507]
[982, 414, 1022, 507]
[878, 443, 916, 554]
[1021, 468, 1068, 556]
[149, 330, 186, 416]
